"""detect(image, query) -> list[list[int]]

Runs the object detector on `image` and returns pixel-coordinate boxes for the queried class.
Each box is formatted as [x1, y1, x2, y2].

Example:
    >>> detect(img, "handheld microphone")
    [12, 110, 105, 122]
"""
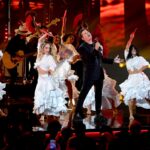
[93, 38, 103, 53]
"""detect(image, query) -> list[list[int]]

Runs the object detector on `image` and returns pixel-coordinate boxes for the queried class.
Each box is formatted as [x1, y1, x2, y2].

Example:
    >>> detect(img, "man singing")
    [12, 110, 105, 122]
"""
[74, 28, 121, 120]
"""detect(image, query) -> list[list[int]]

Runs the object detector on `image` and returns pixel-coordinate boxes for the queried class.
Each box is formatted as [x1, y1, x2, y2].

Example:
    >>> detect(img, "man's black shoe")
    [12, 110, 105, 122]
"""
[94, 114, 107, 128]
[74, 111, 87, 119]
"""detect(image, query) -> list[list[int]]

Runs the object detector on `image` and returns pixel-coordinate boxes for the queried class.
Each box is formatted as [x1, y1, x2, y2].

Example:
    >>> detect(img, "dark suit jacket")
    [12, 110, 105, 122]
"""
[78, 42, 114, 81]
[5, 35, 27, 56]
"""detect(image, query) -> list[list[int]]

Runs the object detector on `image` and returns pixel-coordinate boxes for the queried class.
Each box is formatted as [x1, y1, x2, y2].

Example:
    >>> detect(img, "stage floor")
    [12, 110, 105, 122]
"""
[1, 99, 150, 132]
[1, 83, 150, 132]
[33, 105, 150, 131]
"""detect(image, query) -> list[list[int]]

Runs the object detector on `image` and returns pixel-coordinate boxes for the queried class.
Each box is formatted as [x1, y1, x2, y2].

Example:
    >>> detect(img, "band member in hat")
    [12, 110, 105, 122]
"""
[3, 24, 30, 98]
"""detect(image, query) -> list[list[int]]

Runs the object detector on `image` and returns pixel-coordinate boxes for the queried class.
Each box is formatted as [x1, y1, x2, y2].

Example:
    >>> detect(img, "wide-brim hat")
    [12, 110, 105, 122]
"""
[14, 23, 31, 35]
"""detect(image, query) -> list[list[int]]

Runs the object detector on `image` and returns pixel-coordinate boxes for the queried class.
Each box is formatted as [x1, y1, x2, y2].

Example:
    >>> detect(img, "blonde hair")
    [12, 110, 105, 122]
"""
[37, 41, 52, 60]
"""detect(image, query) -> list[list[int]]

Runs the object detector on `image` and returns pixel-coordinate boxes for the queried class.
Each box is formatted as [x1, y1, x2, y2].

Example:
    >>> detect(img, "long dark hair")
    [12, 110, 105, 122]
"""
[126, 44, 139, 60]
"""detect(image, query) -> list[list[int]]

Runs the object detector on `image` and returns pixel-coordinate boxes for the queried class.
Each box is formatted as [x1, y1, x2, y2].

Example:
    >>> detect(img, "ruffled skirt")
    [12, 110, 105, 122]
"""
[119, 72, 150, 109]
[0, 82, 6, 100]
[83, 85, 120, 111]
[33, 75, 67, 116]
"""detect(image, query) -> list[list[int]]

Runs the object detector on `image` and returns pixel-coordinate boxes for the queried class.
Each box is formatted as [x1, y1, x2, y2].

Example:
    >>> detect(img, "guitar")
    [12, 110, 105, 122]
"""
[2, 50, 36, 69]
[26, 18, 61, 42]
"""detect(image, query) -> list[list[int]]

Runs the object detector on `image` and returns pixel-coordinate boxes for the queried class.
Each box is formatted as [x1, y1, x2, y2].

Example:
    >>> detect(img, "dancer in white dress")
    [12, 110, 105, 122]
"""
[52, 48, 79, 107]
[51, 33, 80, 108]
[0, 50, 6, 116]
[33, 34, 67, 117]
[119, 29, 150, 125]
[83, 70, 121, 114]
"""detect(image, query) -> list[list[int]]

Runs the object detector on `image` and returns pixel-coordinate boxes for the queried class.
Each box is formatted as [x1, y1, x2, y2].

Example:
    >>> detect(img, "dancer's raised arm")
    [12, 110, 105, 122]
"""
[124, 28, 137, 60]
[125, 28, 137, 50]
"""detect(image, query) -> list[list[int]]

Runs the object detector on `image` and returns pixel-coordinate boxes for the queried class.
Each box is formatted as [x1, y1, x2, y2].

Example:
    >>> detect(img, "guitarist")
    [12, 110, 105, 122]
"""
[4, 24, 30, 98]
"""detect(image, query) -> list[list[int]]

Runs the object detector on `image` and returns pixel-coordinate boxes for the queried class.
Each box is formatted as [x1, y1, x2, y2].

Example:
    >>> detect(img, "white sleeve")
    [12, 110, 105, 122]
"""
[124, 49, 129, 60]
[49, 55, 57, 71]
[34, 59, 40, 69]
[139, 56, 149, 67]
[0, 50, 3, 57]
[37, 41, 42, 52]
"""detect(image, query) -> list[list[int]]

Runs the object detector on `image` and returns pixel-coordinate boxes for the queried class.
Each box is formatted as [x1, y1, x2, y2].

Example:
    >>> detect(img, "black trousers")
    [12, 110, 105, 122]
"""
[75, 76, 103, 115]
[7, 67, 18, 84]
[7, 67, 18, 97]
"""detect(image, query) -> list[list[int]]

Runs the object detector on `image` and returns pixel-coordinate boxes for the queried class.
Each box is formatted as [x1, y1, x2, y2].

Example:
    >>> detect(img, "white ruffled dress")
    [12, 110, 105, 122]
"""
[0, 51, 6, 100]
[52, 59, 79, 99]
[119, 50, 150, 109]
[33, 54, 67, 116]
[0, 82, 6, 100]
[83, 73, 121, 110]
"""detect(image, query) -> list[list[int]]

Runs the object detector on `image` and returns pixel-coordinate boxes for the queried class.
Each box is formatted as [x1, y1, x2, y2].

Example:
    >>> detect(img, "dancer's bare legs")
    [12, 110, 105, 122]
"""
[128, 99, 136, 127]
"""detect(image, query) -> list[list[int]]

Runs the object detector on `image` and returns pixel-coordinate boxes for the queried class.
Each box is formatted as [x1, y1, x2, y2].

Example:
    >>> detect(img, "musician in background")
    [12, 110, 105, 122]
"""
[4, 24, 30, 98]
[25, 10, 37, 34]
[25, 10, 39, 83]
